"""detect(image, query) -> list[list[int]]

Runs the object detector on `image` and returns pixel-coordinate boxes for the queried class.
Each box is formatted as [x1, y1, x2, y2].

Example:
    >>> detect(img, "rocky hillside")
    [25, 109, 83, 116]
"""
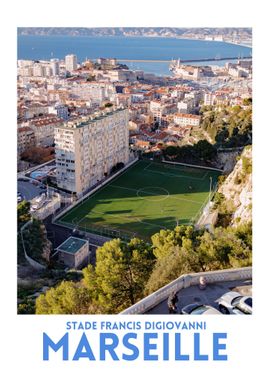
[218, 146, 252, 226]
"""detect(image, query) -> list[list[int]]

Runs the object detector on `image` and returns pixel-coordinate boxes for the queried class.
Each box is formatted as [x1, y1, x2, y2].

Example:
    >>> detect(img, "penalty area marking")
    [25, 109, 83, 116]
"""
[144, 167, 207, 181]
[78, 208, 167, 231]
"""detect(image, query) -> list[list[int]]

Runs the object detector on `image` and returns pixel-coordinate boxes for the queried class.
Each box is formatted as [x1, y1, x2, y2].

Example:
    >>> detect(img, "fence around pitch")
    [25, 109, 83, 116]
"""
[192, 182, 219, 226]
[162, 159, 224, 172]
[53, 218, 136, 242]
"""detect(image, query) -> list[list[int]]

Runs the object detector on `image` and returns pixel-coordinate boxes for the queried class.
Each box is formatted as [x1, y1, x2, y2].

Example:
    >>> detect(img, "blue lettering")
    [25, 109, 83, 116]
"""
[122, 333, 139, 361]
[175, 333, 190, 360]
[43, 332, 69, 360]
[163, 333, 169, 360]
[213, 333, 228, 361]
[100, 333, 119, 361]
[73, 333, 95, 361]
[144, 333, 158, 361]
[194, 333, 209, 361]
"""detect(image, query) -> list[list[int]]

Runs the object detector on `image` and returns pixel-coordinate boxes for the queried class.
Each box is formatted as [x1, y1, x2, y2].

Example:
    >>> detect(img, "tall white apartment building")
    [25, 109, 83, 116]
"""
[65, 54, 77, 72]
[33, 63, 46, 77]
[50, 59, 60, 76]
[55, 107, 129, 195]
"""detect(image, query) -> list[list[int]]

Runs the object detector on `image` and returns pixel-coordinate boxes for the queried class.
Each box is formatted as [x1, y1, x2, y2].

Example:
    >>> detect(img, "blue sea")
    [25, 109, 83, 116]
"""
[17, 35, 252, 76]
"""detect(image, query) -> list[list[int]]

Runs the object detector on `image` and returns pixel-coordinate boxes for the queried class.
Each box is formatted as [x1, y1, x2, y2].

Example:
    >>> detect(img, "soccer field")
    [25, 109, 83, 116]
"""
[58, 160, 221, 240]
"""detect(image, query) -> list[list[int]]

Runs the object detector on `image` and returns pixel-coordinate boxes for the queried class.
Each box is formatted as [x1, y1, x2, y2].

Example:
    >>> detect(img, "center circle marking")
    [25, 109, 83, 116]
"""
[136, 186, 169, 202]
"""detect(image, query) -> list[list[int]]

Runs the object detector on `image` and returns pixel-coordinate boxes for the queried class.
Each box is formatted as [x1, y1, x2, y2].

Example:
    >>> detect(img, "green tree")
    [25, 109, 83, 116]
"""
[36, 281, 93, 314]
[144, 249, 183, 294]
[83, 238, 155, 313]
[215, 128, 230, 146]
[164, 145, 178, 157]
[151, 225, 199, 260]
[194, 140, 217, 160]
[18, 299, 35, 314]
[17, 201, 49, 263]
[17, 200, 31, 228]
[145, 223, 252, 294]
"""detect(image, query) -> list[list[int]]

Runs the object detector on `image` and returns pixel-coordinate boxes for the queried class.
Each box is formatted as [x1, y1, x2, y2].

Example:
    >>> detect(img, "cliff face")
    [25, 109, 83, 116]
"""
[219, 146, 252, 226]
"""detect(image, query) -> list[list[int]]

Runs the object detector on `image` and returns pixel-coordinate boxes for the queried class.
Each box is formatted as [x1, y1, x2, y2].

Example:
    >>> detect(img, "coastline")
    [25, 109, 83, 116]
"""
[18, 34, 252, 48]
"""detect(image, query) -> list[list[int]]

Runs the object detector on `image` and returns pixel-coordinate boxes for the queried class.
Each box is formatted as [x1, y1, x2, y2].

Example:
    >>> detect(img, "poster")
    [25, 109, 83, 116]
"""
[1, 0, 270, 379]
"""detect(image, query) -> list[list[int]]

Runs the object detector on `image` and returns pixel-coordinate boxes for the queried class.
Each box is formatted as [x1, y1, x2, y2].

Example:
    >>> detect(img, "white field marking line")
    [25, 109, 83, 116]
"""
[109, 184, 169, 199]
[108, 184, 139, 193]
[80, 207, 167, 230]
[149, 161, 207, 180]
[148, 166, 206, 180]
[202, 171, 209, 180]
[144, 168, 207, 181]
[76, 215, 88, 226]
[136, 187, 169, 201]
[59, 160, 142, 221]
[143, 162, 153, 171]
[78, 216, 131, 235]
[169, 195, 202, 205]
[109, 184, 202, 205]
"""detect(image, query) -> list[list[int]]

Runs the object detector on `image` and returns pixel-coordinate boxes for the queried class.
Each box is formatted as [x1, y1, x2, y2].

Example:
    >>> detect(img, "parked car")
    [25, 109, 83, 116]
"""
[181, 303, 222, 315]
[18, 178, 29, 182]
[17, 192, 23, 202]
[218, 291, 252, 315]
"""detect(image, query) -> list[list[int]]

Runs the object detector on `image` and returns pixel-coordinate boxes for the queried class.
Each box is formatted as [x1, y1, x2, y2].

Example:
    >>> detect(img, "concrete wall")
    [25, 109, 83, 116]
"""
[31, 194, 61, 220]
[20, 220, 46, 271]
[120, 267, 252, 315]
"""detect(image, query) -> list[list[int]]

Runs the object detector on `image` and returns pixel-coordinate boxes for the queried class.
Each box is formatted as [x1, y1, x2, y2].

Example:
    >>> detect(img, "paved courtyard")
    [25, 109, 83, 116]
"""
[18, 179, 42, 201]
[146, 279, 252, 314]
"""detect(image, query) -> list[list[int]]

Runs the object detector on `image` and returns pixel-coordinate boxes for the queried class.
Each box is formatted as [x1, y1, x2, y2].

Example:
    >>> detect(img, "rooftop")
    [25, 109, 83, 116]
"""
[56, 236, 88, 255]
[62, 106, 127, 130]
[175, 113, 201, 119]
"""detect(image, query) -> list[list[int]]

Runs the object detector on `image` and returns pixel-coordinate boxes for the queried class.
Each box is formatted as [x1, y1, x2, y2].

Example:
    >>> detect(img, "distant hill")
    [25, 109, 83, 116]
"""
[18, 27, 252, 38]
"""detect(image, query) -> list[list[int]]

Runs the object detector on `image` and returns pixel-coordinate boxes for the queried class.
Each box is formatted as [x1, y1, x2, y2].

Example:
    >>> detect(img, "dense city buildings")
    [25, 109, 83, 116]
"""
[17, 53, 252, 169]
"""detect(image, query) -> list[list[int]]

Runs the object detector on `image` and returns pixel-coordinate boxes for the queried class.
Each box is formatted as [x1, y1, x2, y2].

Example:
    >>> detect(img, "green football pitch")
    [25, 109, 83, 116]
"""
[57, 160, 221, 240]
